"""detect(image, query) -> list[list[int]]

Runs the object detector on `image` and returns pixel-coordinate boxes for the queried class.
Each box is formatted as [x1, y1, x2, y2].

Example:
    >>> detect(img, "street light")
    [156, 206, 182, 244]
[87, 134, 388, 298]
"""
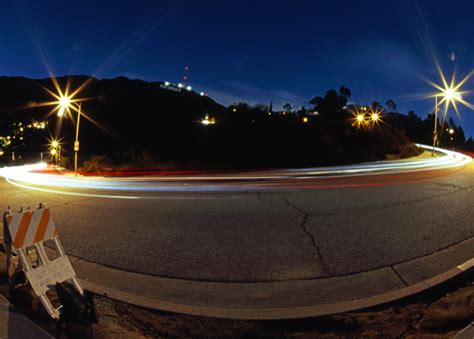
[428, 69, 473, 155]
[57, 95, 82, 176]
[49, 138, 61, 166]
[50, 147, 58, 165]
[432, 89, 462, 155]
[57, 96, 70, 117]
[350, 107, 367, 129]
[370, 113, 380, 123]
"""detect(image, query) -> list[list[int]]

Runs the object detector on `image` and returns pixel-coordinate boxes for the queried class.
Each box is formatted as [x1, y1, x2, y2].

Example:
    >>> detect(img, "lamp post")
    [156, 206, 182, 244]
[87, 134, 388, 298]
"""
[428, 67, 473, 155]
[57, 97, 82, 176]
[432, 95, 438, 155]
[432, 88, 462, 155]
[50, 140, 60, 165]
[73, 103, 81, 177]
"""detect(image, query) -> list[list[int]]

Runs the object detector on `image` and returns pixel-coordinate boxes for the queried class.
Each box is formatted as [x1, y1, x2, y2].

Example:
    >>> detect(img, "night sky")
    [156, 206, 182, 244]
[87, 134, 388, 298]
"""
[2, 0, 474, 136]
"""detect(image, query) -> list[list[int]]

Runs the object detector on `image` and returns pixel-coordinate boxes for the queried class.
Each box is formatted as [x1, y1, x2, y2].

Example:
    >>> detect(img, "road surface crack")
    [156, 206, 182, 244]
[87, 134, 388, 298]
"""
[278, 195, 308, 216]
[391, 266, 409, 287]
[279, 195, 331, 275]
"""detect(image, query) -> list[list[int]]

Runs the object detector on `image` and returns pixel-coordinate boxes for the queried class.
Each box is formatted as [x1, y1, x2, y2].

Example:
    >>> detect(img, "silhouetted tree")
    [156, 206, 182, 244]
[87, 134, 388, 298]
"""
[339, 86, 352, 99]
[385, 99, 396, 112]
[371, 101, 383, 111]
[283, 103, 293, 112]
[310, 88, 349, 121]
[309, 96, 323, 107]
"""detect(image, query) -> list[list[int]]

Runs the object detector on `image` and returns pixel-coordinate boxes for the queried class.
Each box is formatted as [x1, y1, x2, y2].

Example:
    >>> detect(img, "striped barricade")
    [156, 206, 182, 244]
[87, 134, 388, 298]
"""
[3, 204, 83, 319]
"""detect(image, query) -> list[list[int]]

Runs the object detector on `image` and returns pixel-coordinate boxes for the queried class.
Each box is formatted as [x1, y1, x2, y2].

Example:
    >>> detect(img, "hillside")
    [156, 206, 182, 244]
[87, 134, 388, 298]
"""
[0, 75, 225, 165]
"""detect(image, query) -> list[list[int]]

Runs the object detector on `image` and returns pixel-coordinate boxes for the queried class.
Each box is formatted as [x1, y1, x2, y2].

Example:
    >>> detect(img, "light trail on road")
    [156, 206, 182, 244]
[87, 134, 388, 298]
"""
[0, 145, 471, 197]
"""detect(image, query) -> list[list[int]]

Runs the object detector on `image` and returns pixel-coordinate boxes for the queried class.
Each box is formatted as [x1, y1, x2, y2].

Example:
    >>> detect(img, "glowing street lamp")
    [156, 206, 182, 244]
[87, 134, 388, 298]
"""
[56, 94, 83, 176]
[50, 146, 58, 165]
[428, 69, 473, 155]
[432, 90, 461, 154]
[40, 79, 101, 176]
[57, 96, 71, 117]
[351, 109, 367, 129]
[370, 113, 380, 123]
[49, 138, 62, 165]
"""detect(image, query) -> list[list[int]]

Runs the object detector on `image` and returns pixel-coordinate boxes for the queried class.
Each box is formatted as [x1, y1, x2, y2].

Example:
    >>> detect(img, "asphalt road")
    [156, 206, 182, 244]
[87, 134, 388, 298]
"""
[1, 154, 473, 283]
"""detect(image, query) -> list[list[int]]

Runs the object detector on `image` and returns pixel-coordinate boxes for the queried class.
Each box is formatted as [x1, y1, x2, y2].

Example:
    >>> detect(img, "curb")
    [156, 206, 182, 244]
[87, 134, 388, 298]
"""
[79, 259, 473, 320]
[69, 236, 474, 320]
[455, 322, 474, 339]
[1, 235, 473, 320]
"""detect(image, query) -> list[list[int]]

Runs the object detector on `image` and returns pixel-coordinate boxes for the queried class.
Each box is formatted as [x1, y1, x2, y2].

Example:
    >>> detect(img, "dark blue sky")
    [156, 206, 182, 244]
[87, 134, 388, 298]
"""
[2, 0, 474, 136]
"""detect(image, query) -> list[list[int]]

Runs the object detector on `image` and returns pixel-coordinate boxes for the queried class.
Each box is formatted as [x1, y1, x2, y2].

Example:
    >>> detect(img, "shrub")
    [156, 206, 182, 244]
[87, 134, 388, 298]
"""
[80, 155, 113, 175]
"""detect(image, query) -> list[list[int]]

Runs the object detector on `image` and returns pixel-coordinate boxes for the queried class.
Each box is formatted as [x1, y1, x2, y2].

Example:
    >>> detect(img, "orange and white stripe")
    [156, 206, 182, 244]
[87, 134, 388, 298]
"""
[5, 208, 58, 249]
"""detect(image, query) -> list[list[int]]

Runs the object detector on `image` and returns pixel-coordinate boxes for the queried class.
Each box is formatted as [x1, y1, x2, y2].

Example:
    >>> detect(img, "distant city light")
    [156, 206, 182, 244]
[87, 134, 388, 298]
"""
[186, 85, 192, 91]
[178, 83, 183, 88]
[164, 81, 170, 86]
[200, 92, 205, 96]
[302, 117, 309, 123]
[201, 114, 216, 125]
[449, 128, 455, 135]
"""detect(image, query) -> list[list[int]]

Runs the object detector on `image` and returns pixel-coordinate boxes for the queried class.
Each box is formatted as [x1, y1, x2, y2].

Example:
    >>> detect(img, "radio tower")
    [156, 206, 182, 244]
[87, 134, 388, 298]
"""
[183, 65, 189, 85]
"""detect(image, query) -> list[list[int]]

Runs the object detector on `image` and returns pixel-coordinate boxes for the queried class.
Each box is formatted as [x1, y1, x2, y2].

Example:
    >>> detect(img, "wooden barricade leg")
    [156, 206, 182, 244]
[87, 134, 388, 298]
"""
[3, 212, 14, 290]
[54, 237, 84, 295]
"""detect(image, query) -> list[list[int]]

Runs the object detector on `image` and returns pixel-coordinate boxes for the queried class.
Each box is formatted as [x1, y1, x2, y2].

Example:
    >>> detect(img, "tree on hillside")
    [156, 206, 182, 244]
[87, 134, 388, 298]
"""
[385, 99, 396, 112]
[371, 101, 383, 111]
[339, 86, 351, 99]
[309, 95, 323, 107]
[309, 87, 350, 120]
[283, 103, 293, 112]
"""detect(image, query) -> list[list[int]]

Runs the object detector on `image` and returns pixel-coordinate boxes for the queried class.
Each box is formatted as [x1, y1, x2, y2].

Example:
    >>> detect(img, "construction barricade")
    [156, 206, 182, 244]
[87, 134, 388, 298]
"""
[3, 204, 83, 319]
